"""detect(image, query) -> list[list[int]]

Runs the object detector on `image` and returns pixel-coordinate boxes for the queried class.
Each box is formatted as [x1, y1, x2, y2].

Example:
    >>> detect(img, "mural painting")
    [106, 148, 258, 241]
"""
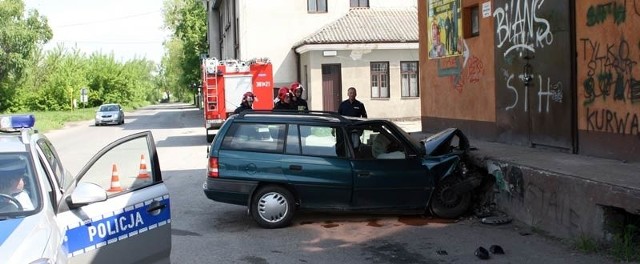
[428, 0, 463, 59]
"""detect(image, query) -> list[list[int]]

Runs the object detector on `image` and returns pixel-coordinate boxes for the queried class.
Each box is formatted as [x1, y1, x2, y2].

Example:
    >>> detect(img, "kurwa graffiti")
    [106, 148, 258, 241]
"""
[586, 107, 640, 135]
[586, 1, 627, 26]
[493, 0, 554, 57]
[580, 37, 640, 105]
[503, 71, 563, 112]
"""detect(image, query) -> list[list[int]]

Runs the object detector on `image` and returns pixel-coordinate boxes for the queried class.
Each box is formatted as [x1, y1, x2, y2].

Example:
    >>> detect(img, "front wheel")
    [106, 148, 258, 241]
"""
[250, 185, 295, 228]
[430, 176, 471, 219]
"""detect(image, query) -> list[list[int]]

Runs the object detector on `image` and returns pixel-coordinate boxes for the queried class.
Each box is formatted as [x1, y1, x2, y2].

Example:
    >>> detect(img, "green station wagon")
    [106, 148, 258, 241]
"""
[203, 111, 483, 228]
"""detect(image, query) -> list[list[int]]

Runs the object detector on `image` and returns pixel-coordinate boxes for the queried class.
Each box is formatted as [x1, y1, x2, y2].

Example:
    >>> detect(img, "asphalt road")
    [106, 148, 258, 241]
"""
[45, 103, 616, 264]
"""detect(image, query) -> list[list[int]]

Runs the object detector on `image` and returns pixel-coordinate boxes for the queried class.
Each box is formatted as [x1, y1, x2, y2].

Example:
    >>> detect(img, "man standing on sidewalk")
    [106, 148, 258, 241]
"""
[338, 87, 367, 118]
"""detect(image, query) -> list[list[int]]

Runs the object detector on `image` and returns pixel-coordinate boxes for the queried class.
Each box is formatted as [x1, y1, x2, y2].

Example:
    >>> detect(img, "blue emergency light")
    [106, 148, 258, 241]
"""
[0, 114, 36, 130]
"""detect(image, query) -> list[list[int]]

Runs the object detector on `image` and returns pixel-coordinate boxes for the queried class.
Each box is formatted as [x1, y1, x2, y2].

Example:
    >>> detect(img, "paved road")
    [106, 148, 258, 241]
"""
[46, 103, 616, 263]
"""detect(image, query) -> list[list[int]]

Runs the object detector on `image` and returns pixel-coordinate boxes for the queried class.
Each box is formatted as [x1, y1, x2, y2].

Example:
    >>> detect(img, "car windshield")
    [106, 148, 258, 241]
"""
[99, 105, 118, 112]
[0, 153, 39, 214]
[387, 122, 423, 152]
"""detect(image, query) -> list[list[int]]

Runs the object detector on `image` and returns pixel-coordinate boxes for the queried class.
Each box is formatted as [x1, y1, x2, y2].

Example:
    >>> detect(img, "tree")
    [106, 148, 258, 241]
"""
[162, 0, 207, 101]
[0, 0, 52, 111]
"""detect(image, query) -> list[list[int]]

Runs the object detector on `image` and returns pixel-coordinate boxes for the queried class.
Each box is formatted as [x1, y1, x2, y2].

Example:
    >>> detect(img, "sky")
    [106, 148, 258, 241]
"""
[24, 0, 171, 64]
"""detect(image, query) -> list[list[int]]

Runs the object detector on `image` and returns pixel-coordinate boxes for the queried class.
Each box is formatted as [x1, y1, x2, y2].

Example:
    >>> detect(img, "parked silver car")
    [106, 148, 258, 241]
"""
[95, 103, 125, 126]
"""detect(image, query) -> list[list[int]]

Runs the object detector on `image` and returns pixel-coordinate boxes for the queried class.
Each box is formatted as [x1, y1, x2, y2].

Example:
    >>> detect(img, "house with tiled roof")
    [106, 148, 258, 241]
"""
[204, 0, 419, 119]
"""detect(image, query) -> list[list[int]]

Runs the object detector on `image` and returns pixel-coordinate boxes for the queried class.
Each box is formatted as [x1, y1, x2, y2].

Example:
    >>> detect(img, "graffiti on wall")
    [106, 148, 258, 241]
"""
[586, 107, 640, 135]
[580, 37, 640, 105]
[487, 161, 581, 230]
[586, 1, 627, 26]
[502, 69, 563, 112]
[437, 40, 486, 91]
[493, 0, 554, 57]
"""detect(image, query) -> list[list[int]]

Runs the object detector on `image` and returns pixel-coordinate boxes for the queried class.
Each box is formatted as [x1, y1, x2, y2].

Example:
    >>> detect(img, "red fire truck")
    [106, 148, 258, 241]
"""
[201, 58, 274, 142]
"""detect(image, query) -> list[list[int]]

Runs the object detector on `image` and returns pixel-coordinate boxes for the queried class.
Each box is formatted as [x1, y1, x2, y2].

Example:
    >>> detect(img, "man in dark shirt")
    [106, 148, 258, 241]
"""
[233, 92, 255, 114]
[338, 87, 367, 118]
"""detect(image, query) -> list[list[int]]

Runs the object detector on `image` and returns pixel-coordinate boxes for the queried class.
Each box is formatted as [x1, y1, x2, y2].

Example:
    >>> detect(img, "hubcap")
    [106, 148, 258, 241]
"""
[257, 192, 289, 223]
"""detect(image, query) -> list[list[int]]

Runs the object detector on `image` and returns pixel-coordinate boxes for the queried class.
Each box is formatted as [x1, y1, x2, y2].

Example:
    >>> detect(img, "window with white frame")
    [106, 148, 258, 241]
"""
[308, 0, 327, 13]
[350, 0, 369, 8]
[401, 61, 419, 97]
[370, 62, 389, 98]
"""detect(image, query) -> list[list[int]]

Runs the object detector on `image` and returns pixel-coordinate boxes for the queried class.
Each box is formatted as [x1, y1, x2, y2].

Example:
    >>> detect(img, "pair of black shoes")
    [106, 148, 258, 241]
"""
[474, 245, 505, 260]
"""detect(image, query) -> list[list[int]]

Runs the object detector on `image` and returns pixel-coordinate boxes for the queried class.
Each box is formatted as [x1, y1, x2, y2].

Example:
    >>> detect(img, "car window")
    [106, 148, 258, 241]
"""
[351, 125, 406, 160]
[0, 153, 39, 213]
[37, 139, 72, 189]
[299, 125, 348, 158]
[221, 123, 286, 153]
[77, 136, 156, 195]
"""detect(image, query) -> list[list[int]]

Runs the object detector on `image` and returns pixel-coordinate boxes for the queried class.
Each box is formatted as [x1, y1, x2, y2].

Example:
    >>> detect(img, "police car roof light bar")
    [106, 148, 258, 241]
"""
[0, 114, 36, 130]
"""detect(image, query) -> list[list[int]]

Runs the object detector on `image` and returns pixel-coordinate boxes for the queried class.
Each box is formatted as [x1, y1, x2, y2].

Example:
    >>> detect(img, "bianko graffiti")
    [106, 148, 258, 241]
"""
[493, 0, 554, 57]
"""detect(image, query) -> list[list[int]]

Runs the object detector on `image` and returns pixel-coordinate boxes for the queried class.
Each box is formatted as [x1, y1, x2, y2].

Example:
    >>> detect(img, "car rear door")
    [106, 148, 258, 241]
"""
[57, 131, 171, 264]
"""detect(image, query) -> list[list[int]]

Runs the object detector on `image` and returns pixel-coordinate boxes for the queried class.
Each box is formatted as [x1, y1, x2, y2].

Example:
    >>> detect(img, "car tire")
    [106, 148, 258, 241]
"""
[250, 185, 296, 229]
[430, 176, 471, 219]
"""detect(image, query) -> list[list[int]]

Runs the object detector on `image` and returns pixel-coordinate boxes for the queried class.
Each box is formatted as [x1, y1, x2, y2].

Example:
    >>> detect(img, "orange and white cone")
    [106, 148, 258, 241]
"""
[108, 164, 123, 192]
[137, 154, 151, 179]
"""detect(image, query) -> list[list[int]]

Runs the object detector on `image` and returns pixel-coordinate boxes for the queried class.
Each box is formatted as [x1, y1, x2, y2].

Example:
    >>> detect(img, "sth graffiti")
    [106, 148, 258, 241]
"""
[586, 107, 640, 136]
[503, 70, 563, 112]
[586, 1, 627, 26]
[493, 0, 554, 57]
[580, 38, 640, 105]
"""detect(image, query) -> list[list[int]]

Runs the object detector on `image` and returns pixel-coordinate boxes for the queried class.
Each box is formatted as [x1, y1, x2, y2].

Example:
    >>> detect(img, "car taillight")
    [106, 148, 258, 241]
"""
[208, 157, 219, 178]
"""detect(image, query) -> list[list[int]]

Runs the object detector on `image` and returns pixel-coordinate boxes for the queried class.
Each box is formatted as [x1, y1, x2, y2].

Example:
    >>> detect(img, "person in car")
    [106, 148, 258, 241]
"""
[290, 82, 308, 112]
[273, 87, 294, 110]
[234, 92, 256, 114]
[338, 87, 367, 118]
[0, 167, 35, 211]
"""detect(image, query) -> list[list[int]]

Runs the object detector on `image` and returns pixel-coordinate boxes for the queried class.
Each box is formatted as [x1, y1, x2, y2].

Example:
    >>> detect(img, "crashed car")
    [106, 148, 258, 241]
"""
[203, 111, 484, 228]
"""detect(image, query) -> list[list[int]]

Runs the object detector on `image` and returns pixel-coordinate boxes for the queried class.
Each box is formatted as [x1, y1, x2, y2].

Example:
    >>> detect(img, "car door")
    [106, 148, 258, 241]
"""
[282, 124, 353, 209]
[56, 131, 171, 264]
[349, 122, 431, 210]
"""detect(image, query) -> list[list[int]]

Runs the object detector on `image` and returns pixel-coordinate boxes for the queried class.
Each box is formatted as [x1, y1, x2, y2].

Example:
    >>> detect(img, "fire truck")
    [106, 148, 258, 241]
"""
[201, 58, 274, 142]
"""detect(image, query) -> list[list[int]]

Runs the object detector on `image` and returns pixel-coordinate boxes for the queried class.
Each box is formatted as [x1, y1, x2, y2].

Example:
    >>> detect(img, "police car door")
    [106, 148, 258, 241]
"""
[57, 131, 171, 264]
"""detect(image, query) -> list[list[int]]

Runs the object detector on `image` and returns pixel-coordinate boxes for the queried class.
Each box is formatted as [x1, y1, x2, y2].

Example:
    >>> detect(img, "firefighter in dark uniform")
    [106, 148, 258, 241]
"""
[233, 91, 256, 114]
[290, 82, 308, 112]
[338, 87, 367, 118]
[273, 87, 294, 110]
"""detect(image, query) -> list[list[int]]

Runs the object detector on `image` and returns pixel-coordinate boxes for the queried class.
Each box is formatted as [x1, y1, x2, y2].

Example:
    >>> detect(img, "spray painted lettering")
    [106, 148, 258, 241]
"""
[580, 38, 640, 105]
[586, 107, 640, 136]
[504, 71, 563, 112]
[586, 1, 627, 26]
[493, 0, 554, 57]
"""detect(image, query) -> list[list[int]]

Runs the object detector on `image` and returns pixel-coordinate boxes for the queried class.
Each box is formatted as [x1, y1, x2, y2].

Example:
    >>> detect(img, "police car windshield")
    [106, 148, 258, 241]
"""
[0, 154, 39, 214]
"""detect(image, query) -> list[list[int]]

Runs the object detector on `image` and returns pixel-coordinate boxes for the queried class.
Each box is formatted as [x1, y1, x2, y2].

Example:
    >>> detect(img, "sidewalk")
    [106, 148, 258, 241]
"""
[397, 120, 640, 242]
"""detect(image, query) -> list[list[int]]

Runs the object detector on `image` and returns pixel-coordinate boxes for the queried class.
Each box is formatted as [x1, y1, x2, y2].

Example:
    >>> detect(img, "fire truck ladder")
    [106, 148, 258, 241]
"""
[206, 63, 219, 112]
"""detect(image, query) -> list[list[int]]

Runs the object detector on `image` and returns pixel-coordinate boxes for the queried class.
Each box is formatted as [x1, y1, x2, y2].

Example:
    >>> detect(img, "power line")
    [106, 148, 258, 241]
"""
[56, 11, 162, 28]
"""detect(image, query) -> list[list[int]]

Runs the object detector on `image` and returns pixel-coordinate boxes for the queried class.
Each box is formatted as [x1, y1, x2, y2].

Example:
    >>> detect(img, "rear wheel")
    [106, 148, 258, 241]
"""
[430, 176, 471, 219]
[250, 185, 295, 228]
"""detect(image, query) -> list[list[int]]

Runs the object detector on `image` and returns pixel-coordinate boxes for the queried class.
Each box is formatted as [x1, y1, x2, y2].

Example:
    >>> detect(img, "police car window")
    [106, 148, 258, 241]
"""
[78, 136, 155, 195]
[0, 153, 39, 213]
[221, 123, 286, 153]
[36, 140, 70, 188]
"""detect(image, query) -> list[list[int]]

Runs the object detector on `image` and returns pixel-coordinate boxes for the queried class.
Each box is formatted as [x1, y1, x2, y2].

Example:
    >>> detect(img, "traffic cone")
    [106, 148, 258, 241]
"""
[137, 154, 151, 179]
[108, 164, 123, 192]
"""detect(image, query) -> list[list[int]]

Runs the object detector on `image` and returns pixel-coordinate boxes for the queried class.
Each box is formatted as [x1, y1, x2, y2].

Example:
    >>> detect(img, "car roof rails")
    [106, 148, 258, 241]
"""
[237, 110, 349, 122]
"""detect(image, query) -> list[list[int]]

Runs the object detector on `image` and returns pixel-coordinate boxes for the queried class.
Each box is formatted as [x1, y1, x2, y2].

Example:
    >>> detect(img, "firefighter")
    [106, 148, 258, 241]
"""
[273, 87, 294, 110]
[290, 82, 308, 112]
[234, 91, 256, 114]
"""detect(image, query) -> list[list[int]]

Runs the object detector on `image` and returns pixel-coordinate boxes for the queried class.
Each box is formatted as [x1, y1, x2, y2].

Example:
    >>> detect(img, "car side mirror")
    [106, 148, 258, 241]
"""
[68, 182, 107, 208]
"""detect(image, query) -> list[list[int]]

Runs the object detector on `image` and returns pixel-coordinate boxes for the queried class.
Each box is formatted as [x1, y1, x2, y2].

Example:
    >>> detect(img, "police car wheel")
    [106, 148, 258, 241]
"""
[0, 193, 23, 211]
[250, 185, 295, 229]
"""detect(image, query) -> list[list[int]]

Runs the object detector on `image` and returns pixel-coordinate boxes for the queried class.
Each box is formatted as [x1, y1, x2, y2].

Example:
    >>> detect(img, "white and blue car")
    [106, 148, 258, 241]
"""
[0, 115, 171, 263]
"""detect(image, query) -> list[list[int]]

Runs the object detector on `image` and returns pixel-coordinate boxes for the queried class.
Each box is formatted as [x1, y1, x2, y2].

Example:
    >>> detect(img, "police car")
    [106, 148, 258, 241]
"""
[0, 114, 171, 263]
